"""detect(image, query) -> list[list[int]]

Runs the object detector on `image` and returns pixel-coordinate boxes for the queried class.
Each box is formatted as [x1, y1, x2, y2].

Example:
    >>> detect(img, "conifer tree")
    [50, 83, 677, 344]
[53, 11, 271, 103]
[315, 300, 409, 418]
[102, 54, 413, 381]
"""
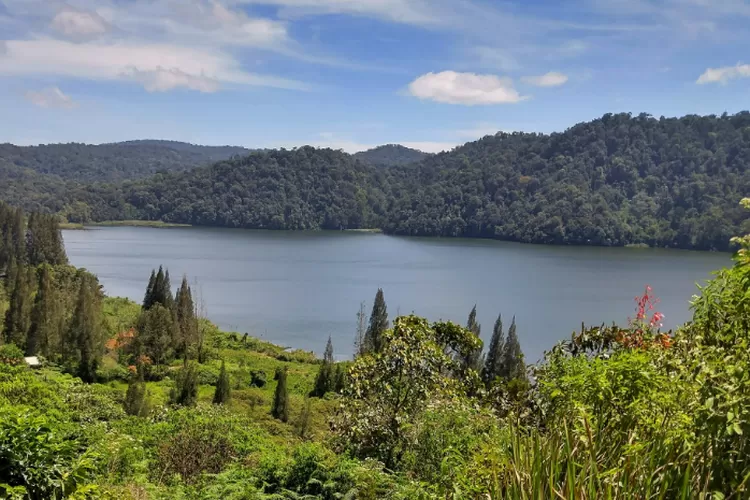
[271, 366, 290, 422]
[143, 270, 156, 309]
[333, 364, 347, 394]
[175, 275, 198, 358]
[67, 273, 104, 383]
[363, 288, 388, 354]
[311, 336, 334, 397]
[461, 305, 484, 372]
[136, 304, 176, 365]
[10, 208, 25, 265]
[295, 397, 313, 439]
[354, 301, 367, 358]
[170, 361, 199, 407]
[124, 367, 150, 417]
[213, 360, 231, 405]
[500, 316, 525, 381]
[3, 266, 32, 349]
[482, 313, 505, 386]
[27, 265, 61, 357]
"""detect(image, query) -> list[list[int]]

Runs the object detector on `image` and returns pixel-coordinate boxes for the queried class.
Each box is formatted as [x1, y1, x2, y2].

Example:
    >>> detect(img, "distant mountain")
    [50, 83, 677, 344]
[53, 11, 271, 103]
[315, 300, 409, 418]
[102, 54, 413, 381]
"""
[0, 141, 250, 183]
[353, 144, 428, 166]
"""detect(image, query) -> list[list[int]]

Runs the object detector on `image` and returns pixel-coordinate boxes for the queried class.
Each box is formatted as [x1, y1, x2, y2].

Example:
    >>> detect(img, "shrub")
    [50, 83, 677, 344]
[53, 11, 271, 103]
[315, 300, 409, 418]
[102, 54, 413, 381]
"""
[156, 420, 235, 484]
[0, 344, 25, 366]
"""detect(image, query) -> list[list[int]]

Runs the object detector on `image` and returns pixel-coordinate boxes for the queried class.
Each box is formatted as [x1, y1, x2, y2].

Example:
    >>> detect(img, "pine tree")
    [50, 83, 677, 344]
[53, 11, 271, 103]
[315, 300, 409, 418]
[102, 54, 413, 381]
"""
[500, 316, 525, 381]
[461, 305, 484, 371]
[11, 209, 25, 265]
[213, 360, 231, 405]
[143, 270, 156, 309]
[170, 361, 199, 407]
[27, 265, 61, 357]
[482, 313, 505, 386]
[175, 275, 198, 358]
[363, 289, 388, 354]
[124, 368, 150, 417]
[333, 363, 347, 393]
[271, 366, 289, 422]
[67, 273, 104, 383]
[311, 336, 334, 397]
[3, 265, 32, 349]
[136, 304, 176, 365]
[354, 301, 367, 358]
[295, 397, 313, 439]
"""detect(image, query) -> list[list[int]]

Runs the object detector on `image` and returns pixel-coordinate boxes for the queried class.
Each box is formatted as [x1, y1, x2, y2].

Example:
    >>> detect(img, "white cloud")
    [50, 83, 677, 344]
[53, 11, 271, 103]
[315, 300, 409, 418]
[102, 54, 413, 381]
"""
[24, 87, 78, 109]
[126, 68, 221, 93]
[521, 71, 568, 87]
[408, 71, 527, 105]
[697, 63, 750, 84]
[0, 39, 309, 91]
[51, 8, 109, 39]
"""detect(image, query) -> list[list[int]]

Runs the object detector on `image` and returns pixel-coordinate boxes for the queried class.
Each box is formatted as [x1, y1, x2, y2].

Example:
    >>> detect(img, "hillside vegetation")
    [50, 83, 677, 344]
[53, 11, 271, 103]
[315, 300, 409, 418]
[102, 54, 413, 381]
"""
[352, 144, 428, 166]
[4, 199, 750, 498]
[2, 112, 750, 250]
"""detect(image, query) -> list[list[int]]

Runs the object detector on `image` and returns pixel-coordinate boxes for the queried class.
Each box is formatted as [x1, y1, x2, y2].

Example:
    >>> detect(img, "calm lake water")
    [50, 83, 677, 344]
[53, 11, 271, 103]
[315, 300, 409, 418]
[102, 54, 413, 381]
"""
[63, 227, 730, 363]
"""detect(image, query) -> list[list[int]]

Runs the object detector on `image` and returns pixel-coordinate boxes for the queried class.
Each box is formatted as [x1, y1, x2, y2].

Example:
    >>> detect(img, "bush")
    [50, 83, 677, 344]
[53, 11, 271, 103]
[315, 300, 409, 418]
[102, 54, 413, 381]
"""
[250, 369, 267, 388]
[0, 344, 25, 366]
[156, 420, 235, 484]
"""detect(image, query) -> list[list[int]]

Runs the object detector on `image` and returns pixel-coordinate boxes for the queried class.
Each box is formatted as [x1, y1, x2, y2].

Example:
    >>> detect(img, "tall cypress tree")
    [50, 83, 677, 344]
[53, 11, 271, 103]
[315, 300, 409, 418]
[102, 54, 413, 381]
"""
[482, 313, 505, 386]
[143, 270, 156, 309]
[213, 360, 231, 405]
[11, 209, 25, 266]
[170, 361, 199, 407]
[136, 304, 175, 365]
[462, 305, 484, 371]
[175, 275, 197, 358]
[3, 266, 32, 349]
[271, 367, 289, 422]
[27, 265, 61, 357]
[363, 288, 388, 354]
[500, 316, 525, 381]
[67, 273, 103, 383]
[124, 367, 150, 417]
[311, 336, 334, 397]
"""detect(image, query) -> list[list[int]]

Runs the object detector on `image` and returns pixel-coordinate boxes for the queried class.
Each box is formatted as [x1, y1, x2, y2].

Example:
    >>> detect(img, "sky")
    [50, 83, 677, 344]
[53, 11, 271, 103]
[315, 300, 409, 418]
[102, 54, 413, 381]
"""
[0, 0, 749, 153]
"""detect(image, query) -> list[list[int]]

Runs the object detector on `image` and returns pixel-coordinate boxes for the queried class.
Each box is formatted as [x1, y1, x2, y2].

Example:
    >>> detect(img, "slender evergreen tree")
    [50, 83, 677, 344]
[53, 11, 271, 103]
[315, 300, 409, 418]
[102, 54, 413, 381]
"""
[143, 270, 156, 309]
[170, 361, 199, 407]
[333, 364, 347, 394]
[27, 265, 60, 357]
[500, 316, 525, 381]
[354, 301, 367, 358]
[175, 275, 197, 358]
[295, 397, 313, 439]
[124, 367, 150, 417]
[482, 313, 505, 386]
[67, 273, 104, 383]
[136, 304, 176, 365]
[213, 360, 231, 405]
[363, 288, 388, 354]
[311, 336, 334, 397]
[3, 266, 32, 349]
[271, 367, 290, 422]
[461, 305, 484, 372]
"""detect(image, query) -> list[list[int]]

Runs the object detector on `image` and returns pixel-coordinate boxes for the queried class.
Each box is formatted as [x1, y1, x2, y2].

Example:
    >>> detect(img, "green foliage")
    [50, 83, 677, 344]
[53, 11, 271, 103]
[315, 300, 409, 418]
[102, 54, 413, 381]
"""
[170, 361, 199, 407]
[65, 273, 104, 383]
[0, 343, 24, 365]
[336, 315, 481, 468]
[363, 289, 388, 354]
[135, 304, 176, 365]
[482, 313, 505, 386]
[175, 275, 198, 358]
[271, 367, 290, 423]
[3, 266, 33, 349]
[353, 144, 428, 167]
[310, 337, 334, 398]
[123, 370, 150, 417]
[213, 360, 231, 405]
[499, 316, 525, 381]
[0, 408, 97, 499]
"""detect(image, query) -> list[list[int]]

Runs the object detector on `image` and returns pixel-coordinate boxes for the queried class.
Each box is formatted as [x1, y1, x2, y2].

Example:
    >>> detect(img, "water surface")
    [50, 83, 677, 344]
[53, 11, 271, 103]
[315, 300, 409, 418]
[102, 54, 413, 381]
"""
[63, 227, 730, 362]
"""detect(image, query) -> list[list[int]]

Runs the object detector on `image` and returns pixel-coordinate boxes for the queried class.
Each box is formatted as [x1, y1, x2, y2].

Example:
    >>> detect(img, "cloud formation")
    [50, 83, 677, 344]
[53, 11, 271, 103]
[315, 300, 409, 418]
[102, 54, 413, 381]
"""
[0, 39, 309, 91]
[51, 8, 110, 39]
[24, 87, 78, 109]
[408, 71, 526, 105]
[521, 72, 568, 87]
[697, 63, 750, 84]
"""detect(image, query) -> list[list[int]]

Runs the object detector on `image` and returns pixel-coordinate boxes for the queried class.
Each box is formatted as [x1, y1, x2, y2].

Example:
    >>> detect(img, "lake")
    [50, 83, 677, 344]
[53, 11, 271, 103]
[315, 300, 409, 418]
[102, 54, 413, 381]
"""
[62, 227, 730, 363]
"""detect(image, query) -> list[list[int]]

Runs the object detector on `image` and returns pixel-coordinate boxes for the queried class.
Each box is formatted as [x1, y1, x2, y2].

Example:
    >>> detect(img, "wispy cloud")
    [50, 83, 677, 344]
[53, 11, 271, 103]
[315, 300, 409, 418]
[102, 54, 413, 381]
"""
[0, 39, 310, 91]
[697, 63, 750, 84]
[522, 72, 568, 87]
[51, 7, 110, 40]
[24, 87, 78, 109]
[408, 71, 527, 105]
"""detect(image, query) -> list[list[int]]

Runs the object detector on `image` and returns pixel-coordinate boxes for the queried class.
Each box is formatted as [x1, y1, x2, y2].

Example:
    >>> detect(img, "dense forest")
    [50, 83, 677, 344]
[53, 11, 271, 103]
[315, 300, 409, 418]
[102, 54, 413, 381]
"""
[2, 112, 750, 250]
[0, 140, 249, 182]
[3, 197, 750, 497]
[352, 144, 428, 166]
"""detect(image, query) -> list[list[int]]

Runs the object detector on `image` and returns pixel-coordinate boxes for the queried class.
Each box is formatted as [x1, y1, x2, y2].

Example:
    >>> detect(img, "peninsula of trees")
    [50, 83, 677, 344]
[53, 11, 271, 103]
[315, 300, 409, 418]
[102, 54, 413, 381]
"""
[2, 111, 750, 250]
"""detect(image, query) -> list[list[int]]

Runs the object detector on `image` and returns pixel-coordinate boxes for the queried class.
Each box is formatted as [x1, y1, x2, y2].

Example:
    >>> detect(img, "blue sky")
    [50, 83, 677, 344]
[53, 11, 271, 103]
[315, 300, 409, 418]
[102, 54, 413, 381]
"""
[0, 0, 749, 152]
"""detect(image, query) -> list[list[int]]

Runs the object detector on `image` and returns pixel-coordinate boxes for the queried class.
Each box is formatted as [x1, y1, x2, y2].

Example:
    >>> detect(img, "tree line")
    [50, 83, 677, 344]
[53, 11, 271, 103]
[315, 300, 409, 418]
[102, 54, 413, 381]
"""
[3, 112, 750, 250]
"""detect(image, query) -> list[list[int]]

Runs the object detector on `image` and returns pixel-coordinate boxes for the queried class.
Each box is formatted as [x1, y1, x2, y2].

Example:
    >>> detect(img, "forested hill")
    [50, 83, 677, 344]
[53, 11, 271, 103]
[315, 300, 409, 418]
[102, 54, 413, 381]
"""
[353, 144, 429, 166]
[3, 111, 750, 250]
[0, 141, 250, 182]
